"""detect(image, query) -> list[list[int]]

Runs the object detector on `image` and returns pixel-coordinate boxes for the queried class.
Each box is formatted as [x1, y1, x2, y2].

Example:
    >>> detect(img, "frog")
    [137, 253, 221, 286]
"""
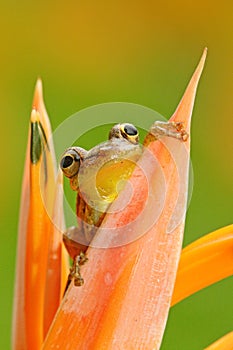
[60, 121, 188, 288]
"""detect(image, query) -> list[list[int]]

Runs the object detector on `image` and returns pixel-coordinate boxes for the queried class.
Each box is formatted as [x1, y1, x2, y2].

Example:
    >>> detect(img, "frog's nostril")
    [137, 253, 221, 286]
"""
[61, 155, 73, 169]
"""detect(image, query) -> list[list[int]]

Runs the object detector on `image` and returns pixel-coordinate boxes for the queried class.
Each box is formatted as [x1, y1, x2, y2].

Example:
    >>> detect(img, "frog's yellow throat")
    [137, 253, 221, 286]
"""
[95, 158, 138, 203]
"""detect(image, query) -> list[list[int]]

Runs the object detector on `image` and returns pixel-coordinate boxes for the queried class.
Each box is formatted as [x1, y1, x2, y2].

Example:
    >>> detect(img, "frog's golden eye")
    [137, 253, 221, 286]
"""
[120, 123, 139, 144]
[60, 150, 80, 178]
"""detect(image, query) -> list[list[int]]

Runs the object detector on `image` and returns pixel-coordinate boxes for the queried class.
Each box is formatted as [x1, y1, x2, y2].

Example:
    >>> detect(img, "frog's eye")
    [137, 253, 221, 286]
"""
[122, 124, 138, 136]
[60, 150, 80, 178]
[120, 123, 139, 144]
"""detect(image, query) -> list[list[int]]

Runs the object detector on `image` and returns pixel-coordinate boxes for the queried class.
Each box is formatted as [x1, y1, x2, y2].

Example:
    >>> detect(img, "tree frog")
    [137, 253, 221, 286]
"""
[60, 121, 188, 288]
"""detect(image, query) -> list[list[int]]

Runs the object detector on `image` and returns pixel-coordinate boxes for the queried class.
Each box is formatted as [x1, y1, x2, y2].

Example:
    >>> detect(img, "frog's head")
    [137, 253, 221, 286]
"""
[60, 123, 140, 195]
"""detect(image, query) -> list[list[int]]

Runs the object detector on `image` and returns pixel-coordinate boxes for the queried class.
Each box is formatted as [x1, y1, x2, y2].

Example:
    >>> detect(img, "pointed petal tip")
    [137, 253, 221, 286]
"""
[199, 47, 208, 69]
[32, 77, 44, 110]
[191, 47, 207, 84]
[170, 47, 208, 131]
[36, 77, 43, 92]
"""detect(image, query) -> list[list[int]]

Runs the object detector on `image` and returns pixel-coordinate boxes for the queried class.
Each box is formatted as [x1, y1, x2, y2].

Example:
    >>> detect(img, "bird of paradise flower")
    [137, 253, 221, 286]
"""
[12, 48, 233, 350]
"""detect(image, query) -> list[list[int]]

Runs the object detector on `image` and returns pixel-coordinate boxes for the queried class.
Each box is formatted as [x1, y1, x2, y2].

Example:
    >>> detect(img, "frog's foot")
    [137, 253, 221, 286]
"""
[63, 252, 88, 293]
[150, 121, 188, 141]
[70, 252, 88, 287]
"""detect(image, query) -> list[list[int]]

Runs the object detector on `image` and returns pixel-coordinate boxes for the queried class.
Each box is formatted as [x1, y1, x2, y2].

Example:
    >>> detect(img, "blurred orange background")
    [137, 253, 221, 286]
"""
[0, 1, 232, 349]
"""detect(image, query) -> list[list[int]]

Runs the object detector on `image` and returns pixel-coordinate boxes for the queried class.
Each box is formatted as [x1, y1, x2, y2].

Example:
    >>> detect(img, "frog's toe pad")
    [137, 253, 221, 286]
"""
[74, 276, 84, 286]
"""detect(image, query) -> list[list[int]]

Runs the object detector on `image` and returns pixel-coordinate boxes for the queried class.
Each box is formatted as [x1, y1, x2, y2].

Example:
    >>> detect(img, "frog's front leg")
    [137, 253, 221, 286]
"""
[150, 121, 188, 141]
[63, 226, 89, 291]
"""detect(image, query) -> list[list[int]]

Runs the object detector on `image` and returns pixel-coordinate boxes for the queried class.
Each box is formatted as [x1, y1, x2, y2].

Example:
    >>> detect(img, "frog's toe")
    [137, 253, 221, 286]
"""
[150, 121, 189, 141]
[74, 275, 84, 287]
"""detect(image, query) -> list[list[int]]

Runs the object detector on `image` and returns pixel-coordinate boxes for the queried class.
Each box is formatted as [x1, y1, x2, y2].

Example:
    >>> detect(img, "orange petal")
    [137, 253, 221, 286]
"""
[12, 122, 30, 350]
[171, 224, 233, 306]
[33, 79, 69, 305]
[43, 170, 69, 336]
[12, 80, 66, 350]
[204, 331, 233, 350]
[43, 49, 207, 349]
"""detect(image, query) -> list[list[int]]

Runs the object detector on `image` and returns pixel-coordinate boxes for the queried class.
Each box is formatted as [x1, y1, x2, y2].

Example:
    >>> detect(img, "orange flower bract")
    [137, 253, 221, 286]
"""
[13, 50, 233, 350]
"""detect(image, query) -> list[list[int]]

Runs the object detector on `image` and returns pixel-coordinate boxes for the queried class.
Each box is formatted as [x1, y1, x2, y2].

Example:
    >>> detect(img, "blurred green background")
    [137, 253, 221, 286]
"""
[0, 1, 232, 349]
